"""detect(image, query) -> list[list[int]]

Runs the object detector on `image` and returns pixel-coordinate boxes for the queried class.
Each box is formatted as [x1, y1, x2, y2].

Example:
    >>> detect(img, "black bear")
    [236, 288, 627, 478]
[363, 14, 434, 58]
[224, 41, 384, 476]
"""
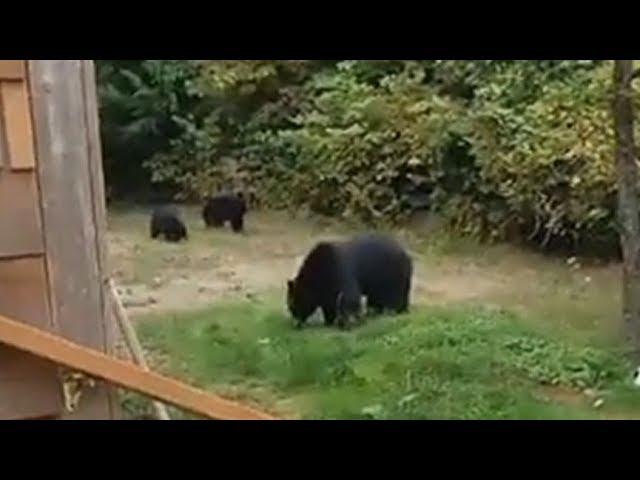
[287, 234, 413, 329]
[150, 205, 188, 242]
[202, 192, 247, 233]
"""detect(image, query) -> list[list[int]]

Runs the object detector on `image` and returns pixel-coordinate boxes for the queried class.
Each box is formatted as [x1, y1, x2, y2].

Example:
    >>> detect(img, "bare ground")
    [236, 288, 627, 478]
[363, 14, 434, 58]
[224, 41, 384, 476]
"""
[107, 206, 621, 341]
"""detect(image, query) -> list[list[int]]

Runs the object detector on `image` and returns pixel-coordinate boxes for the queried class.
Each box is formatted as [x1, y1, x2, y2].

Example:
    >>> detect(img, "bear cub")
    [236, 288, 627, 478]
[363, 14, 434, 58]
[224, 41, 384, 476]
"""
[202, 192, 247, 233]
[150, 205, 188, 242]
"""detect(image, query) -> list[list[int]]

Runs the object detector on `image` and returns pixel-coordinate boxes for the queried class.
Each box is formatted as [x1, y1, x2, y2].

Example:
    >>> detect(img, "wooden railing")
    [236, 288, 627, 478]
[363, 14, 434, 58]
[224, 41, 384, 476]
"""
[0, 313, 275, 420]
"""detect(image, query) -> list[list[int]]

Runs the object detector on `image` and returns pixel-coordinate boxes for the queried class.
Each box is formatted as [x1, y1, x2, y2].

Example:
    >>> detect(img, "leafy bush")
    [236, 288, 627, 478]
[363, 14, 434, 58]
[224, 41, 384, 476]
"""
[466, 61, 619, 249]
[97, 60, 203, 199]
[98, 59, 634, 255]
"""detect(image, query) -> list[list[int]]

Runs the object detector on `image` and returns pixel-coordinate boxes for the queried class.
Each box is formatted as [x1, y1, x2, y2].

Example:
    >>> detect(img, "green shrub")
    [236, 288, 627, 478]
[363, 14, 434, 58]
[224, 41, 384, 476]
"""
[98, 60, 635, 255]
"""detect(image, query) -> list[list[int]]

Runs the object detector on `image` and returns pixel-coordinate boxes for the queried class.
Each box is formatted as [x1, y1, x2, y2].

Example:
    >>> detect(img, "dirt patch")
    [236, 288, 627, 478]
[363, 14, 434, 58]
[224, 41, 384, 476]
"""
[114, 245, 508, 316]
[535, 384, 588, 407]
[107, 207, 620, 331]
[412, 263, 507, 304]
[533, 385, 640, 419]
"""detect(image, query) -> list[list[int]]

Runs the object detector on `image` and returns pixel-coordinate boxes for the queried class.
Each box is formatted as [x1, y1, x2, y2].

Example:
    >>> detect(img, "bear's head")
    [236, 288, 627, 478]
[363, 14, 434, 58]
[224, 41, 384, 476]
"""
[287, 279, 316, 324]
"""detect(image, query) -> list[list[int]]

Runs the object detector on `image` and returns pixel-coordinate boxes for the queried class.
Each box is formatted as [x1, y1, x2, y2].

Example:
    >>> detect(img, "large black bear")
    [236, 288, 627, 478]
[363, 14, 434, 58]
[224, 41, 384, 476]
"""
[150, 205, 188, 242]
[287, 234, 413, 329]
[202, 193, 247, 233]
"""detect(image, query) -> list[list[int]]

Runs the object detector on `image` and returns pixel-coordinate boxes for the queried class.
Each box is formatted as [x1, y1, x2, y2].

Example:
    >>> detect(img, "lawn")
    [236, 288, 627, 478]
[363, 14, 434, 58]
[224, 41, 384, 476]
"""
[128, 298, 640, 420]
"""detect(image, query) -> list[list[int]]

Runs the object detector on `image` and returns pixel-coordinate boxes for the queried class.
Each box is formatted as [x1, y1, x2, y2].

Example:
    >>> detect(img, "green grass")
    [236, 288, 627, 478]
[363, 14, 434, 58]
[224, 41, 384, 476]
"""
[133, 298, 640, 420]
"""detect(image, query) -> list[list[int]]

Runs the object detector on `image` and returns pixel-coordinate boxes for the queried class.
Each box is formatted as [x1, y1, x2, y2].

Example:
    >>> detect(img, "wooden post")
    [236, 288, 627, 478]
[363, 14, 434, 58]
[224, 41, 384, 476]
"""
[0, 60, 120, 419]
[28, 60, 119, 418]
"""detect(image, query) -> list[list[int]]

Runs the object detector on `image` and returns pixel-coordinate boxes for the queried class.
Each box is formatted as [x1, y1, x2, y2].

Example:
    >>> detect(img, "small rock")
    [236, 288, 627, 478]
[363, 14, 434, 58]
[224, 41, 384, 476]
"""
[593, 398, 604, 409]
[151, 277, 162, 288]
[584, 276, 592, 284]
[566, 256, 582, 270]
[123, 298, 150, 308]
[361, 404, 384, 418]
[246, 291, 259, 301]
[148, 296, 157, 305]
[583, 388, 597, 399]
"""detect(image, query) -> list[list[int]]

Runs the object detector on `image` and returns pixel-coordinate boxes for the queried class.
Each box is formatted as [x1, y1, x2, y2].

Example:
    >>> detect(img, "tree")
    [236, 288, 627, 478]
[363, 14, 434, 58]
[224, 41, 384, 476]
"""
[612, 60, 640, 360]
[96, 60, 201, 198]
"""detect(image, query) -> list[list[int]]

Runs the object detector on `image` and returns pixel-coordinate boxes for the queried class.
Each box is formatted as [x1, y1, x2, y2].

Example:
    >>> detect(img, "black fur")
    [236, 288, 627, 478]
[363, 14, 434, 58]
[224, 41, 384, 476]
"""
[150, 205, 188, 242]
[287, 234, 412, 329]
[202, 193, 247, 233]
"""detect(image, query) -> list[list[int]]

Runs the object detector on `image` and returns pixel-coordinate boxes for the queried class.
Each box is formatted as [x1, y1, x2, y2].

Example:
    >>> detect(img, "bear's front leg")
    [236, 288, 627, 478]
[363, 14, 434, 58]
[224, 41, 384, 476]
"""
[321, 304, 337, 326]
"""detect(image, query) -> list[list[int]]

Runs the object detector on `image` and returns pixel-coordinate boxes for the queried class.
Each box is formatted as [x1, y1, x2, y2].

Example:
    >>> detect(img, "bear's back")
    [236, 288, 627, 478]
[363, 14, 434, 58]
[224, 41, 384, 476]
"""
[341, 234, 412, 286]
[206, 194, 246, 215]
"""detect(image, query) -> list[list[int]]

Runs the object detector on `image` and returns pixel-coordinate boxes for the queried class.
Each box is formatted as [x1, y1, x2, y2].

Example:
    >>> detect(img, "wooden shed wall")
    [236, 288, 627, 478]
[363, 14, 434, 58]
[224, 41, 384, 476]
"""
[0, 60, 118, 419]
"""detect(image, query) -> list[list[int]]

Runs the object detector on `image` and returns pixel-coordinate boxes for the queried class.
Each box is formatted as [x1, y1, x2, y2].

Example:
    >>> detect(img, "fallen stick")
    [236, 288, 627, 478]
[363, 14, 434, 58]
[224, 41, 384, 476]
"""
[109, 279, 170, 420]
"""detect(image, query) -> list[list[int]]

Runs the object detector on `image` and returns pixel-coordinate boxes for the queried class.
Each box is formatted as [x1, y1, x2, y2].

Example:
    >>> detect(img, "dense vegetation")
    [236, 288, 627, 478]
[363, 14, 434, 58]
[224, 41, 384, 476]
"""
[97, 60, 630, 255]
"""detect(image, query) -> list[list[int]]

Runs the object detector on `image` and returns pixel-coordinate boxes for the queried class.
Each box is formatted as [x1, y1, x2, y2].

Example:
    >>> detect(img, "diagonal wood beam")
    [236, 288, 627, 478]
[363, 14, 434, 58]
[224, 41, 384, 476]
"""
[0, 313, 275, 420]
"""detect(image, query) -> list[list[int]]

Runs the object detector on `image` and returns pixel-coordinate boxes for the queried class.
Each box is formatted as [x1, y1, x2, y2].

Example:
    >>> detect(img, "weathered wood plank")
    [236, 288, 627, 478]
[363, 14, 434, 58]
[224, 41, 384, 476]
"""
[0, 89, 6, 169]
[0, 313, 276, 420]
[0, 61, 25, 80]
[29, 60, 113, 419]
[78, 61, 120, 419]
[0, 171, 45, 258]
[0, 80, 36, 170]
[0, 257, 62, 419]
[80, 61, 110, 345]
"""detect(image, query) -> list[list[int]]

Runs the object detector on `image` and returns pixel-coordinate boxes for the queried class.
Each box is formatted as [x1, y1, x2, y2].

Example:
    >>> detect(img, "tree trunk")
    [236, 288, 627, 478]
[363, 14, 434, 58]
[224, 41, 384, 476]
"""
[613, 60, 640, 361]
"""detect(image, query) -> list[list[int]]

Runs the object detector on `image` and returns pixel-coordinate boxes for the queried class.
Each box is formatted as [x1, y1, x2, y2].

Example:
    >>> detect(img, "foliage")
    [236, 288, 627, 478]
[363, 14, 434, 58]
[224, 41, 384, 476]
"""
[466, 61, 618, 247]
[98, 59, 634, 254]
[96, 60, 202, 198]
